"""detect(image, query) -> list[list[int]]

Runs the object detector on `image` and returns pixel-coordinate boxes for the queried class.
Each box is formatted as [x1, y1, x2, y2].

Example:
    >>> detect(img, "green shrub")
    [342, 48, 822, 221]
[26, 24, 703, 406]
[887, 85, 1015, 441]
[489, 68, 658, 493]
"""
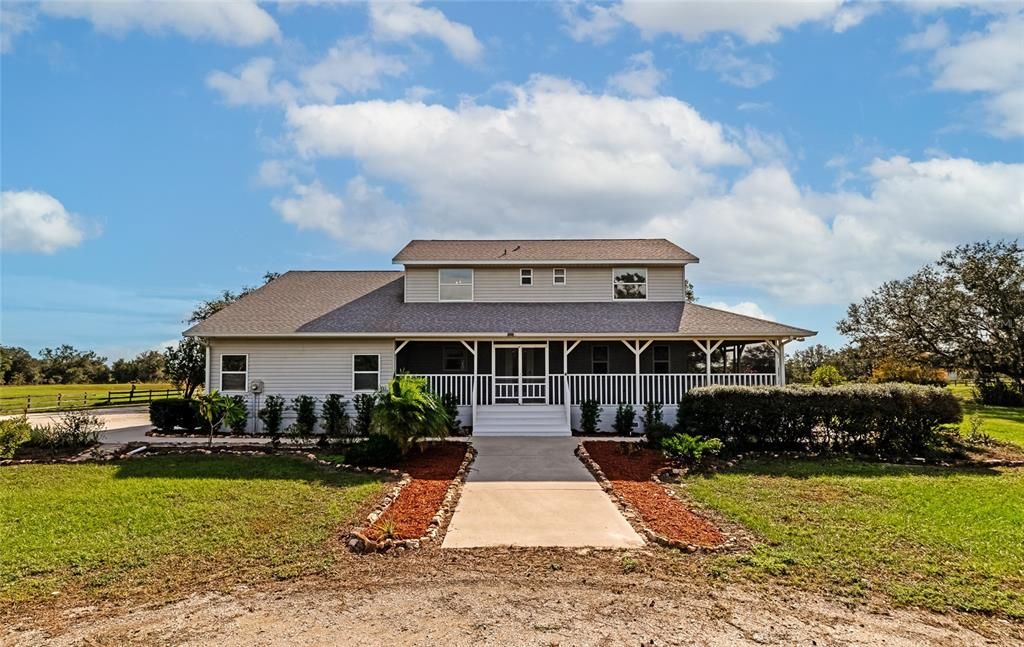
[644, 420, 674, 448]
[352, 393, 374, 437]
[344, 434, 402, 467]
[661, 433, 724, 466]
[974, 375, 1024, 407]
[258, 395, 285, 441]
[149, 398, 201, 432]
[642, 401, 663, 428]
[371, 374, 450, 456]
[441, 392, 463, 435]
[613, 403, 637, 435]
[579, 399, 601, 434]
[320, 394, 350, 439]
[676, 384, 962, 456]
[870, 358, 947, 386]
[287, 395, 318, 443]
[0, 416, 31, 458]
[226, 395, 248, 434]
[810, 364, 845, 387]
[27, 409, 105, 450]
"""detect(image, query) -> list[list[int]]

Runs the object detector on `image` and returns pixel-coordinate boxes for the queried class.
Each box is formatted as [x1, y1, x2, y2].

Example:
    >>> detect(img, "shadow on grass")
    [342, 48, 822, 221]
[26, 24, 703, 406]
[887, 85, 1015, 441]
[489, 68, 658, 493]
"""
[110, 453, 382, 486]
[707, 456, 1006, 480]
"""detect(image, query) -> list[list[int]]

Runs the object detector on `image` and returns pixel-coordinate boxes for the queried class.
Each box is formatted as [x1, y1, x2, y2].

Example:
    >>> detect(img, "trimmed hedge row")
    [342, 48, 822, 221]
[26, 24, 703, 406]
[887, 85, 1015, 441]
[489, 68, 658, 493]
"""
[675, 384, 962, 456]
[149, 398, 202, 432]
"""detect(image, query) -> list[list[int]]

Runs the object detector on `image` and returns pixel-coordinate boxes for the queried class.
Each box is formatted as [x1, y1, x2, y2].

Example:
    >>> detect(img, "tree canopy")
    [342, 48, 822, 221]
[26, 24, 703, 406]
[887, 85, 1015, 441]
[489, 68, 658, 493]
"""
[838, 240, 1023, 404]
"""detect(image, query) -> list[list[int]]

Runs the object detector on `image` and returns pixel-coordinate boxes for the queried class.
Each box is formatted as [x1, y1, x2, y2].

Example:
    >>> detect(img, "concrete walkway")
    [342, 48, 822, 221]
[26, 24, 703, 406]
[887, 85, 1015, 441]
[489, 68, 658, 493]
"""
[442, 437, 644, 549]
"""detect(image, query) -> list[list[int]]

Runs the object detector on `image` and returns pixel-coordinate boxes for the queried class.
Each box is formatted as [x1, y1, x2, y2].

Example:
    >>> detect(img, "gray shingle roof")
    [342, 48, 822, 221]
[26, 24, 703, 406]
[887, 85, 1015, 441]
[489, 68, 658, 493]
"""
[393, 239, 699, 264]
[185, 271, 814, 339]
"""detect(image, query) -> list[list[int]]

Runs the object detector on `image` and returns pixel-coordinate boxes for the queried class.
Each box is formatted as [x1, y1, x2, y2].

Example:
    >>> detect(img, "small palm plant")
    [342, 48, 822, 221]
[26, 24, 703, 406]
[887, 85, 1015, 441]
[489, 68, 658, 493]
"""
[371, 373, 451, 457]
[198, 390, 246, 446]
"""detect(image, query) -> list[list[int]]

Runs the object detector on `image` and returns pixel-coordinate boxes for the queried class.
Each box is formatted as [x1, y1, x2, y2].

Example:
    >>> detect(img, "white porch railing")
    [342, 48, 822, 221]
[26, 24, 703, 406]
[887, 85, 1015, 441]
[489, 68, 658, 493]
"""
[419, 373, 775, 407]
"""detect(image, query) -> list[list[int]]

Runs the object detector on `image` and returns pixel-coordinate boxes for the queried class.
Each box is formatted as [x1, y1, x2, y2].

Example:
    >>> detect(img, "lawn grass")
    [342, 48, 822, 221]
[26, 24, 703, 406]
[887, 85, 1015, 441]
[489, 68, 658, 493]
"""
[947, 383, 1024, 447]
[682, 458, 1024, 617]
[0, 455, 384, 605]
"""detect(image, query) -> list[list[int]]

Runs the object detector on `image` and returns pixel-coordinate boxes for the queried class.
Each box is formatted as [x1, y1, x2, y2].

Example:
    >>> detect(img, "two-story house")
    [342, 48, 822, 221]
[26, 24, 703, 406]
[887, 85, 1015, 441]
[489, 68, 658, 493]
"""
[184, 239, 815, 435]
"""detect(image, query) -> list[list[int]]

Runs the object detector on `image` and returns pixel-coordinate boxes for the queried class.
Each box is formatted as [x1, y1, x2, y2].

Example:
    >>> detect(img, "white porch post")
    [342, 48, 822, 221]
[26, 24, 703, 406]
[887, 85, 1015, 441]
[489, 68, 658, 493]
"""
[777, 340, 787, 386]
[621, 339, 653, 407]
[694, 339, 723, 386]
[564, 340, 581, 427]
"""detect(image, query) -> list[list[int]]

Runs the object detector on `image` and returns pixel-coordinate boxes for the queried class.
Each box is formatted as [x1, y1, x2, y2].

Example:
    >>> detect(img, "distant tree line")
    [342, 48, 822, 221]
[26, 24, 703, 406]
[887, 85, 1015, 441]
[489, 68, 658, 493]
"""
[0, 345, 167, 385]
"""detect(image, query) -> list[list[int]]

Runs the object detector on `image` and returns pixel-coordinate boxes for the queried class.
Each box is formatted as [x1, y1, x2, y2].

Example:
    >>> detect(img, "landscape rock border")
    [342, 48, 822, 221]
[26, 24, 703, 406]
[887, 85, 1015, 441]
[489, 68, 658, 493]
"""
[575, 442, 739, 554]
[347, 443, 477, 555]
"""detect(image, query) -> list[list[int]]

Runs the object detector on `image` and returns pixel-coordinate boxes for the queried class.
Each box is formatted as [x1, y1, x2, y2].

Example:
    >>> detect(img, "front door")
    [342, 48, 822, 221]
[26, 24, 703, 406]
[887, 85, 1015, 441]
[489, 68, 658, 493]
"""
[493, 344, 548, 404]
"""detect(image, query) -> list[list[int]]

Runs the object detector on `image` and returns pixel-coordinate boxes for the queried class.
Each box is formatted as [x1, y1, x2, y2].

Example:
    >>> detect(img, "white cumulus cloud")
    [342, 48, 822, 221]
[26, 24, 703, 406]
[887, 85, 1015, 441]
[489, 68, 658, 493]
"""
[38, 0, 280, 46]
[606, 51, 665, 97]
[697, 39, 776, 88]
[369, 0, 483, 63]
[0, 190, 89, 253]
[271, 177, 408, 251]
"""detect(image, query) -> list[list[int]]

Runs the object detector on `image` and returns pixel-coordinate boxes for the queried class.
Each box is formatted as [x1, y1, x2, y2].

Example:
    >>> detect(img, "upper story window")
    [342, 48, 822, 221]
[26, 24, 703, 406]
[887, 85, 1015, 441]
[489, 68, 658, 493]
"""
[520, 268, 533, 286]
[221, 354, 248, 392]
[553, 268, 566, 285]
[612, 267, 648, 300]
[438, 268, 473, 301]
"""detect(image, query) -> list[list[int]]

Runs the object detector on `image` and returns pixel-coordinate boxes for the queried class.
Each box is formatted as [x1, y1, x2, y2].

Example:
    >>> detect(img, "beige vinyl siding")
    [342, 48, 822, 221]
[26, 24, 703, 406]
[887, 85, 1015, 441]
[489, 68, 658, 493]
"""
[404, 265, 687, 302]
[209, 338, 395, 400]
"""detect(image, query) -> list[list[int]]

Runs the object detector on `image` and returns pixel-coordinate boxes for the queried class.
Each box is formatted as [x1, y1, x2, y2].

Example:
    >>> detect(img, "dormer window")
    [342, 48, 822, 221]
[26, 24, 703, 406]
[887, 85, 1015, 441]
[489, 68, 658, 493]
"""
[520, 268, 533, 286]
[553, 268, 566, 285]
[439, 269, 473, 301]
[612, 268, 647, 300]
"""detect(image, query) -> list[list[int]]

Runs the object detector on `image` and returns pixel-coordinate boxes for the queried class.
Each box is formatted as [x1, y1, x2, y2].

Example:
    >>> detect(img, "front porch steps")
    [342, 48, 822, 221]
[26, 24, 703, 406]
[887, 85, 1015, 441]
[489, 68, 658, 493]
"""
[473, 405, 571, 437]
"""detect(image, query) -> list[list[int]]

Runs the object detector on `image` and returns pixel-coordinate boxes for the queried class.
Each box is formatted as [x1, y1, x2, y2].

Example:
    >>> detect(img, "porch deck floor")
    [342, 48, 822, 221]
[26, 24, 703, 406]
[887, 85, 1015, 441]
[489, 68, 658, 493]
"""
[442, 437, 644, 549]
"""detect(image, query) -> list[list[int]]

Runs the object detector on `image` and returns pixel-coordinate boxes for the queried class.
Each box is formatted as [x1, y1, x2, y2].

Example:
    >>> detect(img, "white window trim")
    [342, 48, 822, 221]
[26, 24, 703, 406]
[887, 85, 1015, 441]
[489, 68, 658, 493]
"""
[611, 267, 649, 301]
[591, 345, 610, 374]
[520, 268, 533, 286]
[437, 268, 474, 302]
[220, 353, 248, 393]
[353, 354, 381, 392]
[653, 344, 671, 374]
[552, 268, 566, 285]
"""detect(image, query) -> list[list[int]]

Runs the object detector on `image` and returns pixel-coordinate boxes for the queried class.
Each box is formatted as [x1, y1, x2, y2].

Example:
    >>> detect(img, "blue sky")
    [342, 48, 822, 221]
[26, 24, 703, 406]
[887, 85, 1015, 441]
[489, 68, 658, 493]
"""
[1, 1, 1022, 360]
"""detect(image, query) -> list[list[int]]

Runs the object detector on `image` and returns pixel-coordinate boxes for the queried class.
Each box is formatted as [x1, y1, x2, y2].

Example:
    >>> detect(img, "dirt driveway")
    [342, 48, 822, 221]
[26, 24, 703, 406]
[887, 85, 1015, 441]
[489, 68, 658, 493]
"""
[4, 548, 1017, 646]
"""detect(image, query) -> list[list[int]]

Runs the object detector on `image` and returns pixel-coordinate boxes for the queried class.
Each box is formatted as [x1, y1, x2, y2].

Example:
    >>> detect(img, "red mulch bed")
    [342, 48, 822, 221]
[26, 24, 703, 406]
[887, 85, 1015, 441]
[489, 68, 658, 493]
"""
[583, 441, 725, 548]
[366, 442, 467, 541]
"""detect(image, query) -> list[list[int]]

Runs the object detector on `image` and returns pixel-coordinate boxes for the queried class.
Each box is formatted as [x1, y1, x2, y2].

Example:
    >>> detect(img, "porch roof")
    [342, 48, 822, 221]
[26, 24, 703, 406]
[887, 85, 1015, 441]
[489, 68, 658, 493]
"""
[186, 270, 815, 339]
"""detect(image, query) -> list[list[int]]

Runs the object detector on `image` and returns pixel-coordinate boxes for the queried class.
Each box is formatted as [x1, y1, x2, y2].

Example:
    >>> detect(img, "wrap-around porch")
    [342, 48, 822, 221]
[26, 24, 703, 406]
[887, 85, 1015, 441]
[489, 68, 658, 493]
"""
[396, 339, 792, 432]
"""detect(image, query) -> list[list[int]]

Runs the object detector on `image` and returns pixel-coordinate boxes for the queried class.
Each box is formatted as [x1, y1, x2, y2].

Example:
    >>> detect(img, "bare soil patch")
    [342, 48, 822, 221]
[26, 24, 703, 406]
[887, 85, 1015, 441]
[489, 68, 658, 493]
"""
[367, 442, 467, 540]
[4, 548, 1019, 646]
[584, 441, 725, 547]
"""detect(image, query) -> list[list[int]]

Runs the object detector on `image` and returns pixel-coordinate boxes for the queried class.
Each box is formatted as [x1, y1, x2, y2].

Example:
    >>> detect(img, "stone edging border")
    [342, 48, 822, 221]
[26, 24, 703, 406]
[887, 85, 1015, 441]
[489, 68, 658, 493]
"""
[347, 444, 477, 554]
[575, 442, 736, 554]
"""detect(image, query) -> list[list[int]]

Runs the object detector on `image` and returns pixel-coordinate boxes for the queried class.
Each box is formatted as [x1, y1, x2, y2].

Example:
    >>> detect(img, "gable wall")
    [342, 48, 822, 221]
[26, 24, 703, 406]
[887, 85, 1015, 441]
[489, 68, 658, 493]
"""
[404, 265, 687, 302]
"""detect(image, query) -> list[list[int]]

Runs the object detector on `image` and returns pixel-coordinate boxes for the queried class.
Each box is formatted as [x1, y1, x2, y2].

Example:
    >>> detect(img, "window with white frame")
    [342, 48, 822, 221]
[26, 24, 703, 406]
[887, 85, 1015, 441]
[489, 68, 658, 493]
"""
[613, 267, 648, 299]
[353, 354, 380, 391]
[438, 268, 473, 301]
[443, 346, 467, 373]
[553, 268, 566, 285]
[653, 345, 670, 374]
[221, 355, 248, 391]
[520, 268, 533, 286]
[592, 345, 609, 374]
